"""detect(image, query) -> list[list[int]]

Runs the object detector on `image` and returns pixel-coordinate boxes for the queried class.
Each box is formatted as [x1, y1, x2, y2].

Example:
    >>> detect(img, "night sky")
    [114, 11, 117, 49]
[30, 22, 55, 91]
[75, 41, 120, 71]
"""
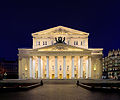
[0, 0, 120, 60]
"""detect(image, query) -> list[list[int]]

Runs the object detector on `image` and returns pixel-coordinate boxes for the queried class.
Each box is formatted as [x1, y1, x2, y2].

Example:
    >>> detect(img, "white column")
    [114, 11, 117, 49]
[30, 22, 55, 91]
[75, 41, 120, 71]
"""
[46, 56, 49, 78]
[40, 57, 43, 78]
[33, 59, 36, 79]
[63, 56, 66, 79]
[88, 56, 91, 78]
[55, 56, 58, 78]
[29, 57, 33, 79]
[72, 56, 74, 78]
[78, 57, 80, 79]
[85, 58, 88, 78]
[38, 56, 41, 79]
[80, 56, 83, 78]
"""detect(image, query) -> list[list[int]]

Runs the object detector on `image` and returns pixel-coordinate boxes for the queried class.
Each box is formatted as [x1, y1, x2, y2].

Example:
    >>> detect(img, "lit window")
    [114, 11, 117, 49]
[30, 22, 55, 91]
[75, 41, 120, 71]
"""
[94, 65, 96, 71]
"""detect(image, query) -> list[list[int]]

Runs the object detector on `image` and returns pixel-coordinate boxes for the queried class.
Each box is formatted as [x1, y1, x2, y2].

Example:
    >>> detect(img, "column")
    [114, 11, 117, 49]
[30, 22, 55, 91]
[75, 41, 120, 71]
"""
[80, 56, 83, 78]
[46, 56, 49, 78]
[55, 56, 58, 78]
[18, 57, 22, 79]
[71, 56, 74, 78]
[29, 57, 33, 79]
[40, 57, 43, 78]
[38, 56, 41, 79]
[85, 57, 88, 78]
[33, 59, 36, 79]
[78, 57, 80, 79]
[63, 56, 66, 79]
[88, 56, 91, 78]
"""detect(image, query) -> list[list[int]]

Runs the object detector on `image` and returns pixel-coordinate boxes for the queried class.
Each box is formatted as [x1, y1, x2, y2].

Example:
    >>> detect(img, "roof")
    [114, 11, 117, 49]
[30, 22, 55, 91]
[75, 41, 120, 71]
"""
[32, 26, 89, 36]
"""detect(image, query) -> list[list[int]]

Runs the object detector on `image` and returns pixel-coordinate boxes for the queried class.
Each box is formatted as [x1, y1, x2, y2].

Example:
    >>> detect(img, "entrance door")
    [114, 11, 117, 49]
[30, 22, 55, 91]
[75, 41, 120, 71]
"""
[52, 74, 55, 79]
[75, 74, 77, 79]
[59, 74, 62, 79]
[67, 74, 69, 79]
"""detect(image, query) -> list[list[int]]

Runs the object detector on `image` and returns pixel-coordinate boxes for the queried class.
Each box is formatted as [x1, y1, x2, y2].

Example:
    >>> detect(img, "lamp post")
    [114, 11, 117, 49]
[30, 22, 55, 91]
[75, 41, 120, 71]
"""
[4, 72, 7, 79]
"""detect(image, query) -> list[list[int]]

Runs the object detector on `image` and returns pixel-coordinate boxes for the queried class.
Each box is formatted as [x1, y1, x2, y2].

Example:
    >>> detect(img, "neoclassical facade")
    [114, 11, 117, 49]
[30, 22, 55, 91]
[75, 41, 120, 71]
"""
[18, 26, 103, 79]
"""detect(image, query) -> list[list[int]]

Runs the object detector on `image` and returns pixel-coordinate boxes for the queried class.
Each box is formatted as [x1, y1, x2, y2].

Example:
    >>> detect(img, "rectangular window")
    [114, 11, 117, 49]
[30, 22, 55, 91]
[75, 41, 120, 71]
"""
[43, 41, 47, 45]
[81, 41, 82, 45]
[74, 41, 78, 45]
[52, 66, 54, 70]
[38, 41, 40, 45]
[60, 65, 62, 71]
[45, 41, 47, 45]
[67, 66, 69, 71]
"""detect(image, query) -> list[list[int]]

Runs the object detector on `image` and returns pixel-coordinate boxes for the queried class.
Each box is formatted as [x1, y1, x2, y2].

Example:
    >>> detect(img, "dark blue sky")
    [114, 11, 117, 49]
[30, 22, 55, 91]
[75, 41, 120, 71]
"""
[0, 0, 120, 60]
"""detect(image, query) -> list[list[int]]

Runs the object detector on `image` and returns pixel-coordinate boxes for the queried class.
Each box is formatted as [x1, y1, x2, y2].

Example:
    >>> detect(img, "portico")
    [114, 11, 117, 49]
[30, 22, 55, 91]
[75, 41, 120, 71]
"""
[22, 56, 91, 79]
[18, 43, 94, 79]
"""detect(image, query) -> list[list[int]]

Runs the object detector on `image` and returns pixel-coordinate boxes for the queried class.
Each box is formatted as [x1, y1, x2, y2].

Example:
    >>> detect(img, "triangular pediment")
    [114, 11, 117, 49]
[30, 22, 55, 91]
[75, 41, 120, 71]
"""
[32, 26, 89, 35]
[34, 43, 91, 52]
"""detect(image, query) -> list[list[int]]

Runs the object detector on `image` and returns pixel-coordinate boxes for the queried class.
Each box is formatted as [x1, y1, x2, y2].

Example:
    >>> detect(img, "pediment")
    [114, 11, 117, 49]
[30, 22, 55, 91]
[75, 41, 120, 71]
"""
[32, 26, 89, 36]
[34, 43, 91, 52]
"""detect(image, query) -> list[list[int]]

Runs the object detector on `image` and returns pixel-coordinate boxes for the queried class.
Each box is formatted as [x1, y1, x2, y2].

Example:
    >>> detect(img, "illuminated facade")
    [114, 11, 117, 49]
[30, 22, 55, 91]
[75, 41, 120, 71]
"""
[18, 26, 103, 79]
[103, 49, 120, 79]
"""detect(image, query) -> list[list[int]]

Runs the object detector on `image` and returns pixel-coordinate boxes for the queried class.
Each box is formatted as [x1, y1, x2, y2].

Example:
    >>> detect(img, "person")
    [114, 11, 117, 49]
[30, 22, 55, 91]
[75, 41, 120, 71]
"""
[40, 80, 43, 86]
[76, 80, 79, 86]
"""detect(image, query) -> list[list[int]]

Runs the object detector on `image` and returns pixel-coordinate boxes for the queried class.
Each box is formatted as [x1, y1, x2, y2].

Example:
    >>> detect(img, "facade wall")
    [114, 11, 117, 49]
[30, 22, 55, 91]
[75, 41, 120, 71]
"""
[91, 55, 103, 79]
[33, 34, 88, 49]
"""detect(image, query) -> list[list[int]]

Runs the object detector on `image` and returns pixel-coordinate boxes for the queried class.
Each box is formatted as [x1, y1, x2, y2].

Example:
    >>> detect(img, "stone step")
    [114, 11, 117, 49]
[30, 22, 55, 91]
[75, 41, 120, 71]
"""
[42, 79, 78, 84]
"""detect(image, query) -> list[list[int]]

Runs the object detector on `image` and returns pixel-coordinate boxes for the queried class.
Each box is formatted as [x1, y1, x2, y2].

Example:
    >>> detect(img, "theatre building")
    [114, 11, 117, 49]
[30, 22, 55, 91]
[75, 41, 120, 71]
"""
[18, 26, 103, 79]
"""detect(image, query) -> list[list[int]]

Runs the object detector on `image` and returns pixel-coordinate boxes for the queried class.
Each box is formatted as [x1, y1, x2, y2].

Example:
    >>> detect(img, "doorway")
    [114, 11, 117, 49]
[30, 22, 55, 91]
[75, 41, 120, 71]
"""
[59, 74, 62, 79]
[52, 74, 55, 79]
[67, 74, 69, 79]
